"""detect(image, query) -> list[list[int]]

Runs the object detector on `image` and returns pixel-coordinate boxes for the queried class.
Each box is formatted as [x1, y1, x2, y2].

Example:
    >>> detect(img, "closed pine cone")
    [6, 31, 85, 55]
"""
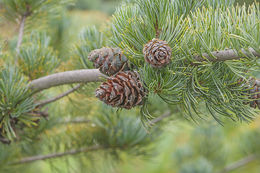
[88, 47, 129, 76]
[143, 38, 172, 68]
[95, 71, 146, 109]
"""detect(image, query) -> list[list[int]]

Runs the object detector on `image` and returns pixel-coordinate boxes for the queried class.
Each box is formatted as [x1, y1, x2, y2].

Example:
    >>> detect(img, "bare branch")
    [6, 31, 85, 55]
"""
[16, 15, 26, 56]
[16, 4, 32, 57]
[194, 48, 260, 62]
[150, 111, 172, 124]
[0, 137, 11, 145]
[219, 154, 258, 173]
[37, 84, 83, 107]
[28, 110, 49, 119]
[29, 69, 105, 92]
[11, 145, 105, 165]
[60, 117, 90, 124]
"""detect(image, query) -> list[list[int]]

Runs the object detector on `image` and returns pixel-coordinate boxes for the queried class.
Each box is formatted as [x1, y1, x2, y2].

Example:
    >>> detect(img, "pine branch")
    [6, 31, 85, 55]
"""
[28, 110, 49, 119]
[194, 48, 259, 62]
[11, 145, 105, 165]
[0, 137, 11, 145]
[150, 111, 171, 124]
[15, 3, 32, 62]
[28, 48, 259, 93]
[219, 154, 258, 173]
[29, 69, 105, 93]
[36, 84, 83, 107]
[60, 117, 90, 124]
[155, 17, 160, 38]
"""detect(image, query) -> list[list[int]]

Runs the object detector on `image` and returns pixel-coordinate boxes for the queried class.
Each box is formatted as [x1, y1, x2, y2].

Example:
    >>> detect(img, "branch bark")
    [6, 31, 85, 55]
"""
[36, 84, 83, 107]
[219, 154, 258, 173]
[11, 145, 105, 165]
[29, 69, 105, 93]
[150, 111, 171, 124]
[16, 4, 32, 57]
[0, 137, 11, 145]
[194, 48, 260, 62]
[28, 48, 259, 93]
[16, 15, 26, 56]
[60, 117, 90, 124]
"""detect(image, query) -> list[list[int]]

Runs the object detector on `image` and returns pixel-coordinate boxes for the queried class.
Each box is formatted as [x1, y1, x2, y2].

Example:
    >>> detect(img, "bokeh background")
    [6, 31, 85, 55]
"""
[0, 0, 260, 173]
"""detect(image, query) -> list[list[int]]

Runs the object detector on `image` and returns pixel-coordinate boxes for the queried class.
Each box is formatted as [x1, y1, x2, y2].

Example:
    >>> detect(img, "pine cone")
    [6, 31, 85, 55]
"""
[248, 80, 260, 109]
[88, 47, 129, 76]
[96, 71, 146, 109]
[143, 38, 172, 68]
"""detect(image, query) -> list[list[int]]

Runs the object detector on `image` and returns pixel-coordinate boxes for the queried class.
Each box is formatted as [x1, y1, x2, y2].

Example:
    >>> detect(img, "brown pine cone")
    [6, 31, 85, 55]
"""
[88, 47, 129, 76]
[143, 38, 172, 68]
[248, 80, 260, 109]
[95, 71, 147, 109]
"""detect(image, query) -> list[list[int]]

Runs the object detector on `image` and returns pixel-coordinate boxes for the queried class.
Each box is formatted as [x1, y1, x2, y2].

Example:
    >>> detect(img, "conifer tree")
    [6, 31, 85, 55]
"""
[0, 0, 259, 172]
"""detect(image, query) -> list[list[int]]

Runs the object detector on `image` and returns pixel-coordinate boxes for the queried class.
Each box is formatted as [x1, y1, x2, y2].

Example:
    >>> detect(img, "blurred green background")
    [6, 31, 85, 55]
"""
[0, 0, 260, 173]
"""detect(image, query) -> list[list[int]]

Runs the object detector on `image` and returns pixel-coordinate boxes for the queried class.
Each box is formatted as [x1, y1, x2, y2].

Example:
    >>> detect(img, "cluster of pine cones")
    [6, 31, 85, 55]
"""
[88, 39, 172, 109]
[88, 39, 260, 110]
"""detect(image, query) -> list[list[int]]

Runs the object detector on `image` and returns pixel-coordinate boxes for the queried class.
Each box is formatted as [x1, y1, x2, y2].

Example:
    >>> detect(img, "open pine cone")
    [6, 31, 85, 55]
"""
[95, 71, 147, 109]
[143, 38, 172, 68]
[88, 47, 129, 76]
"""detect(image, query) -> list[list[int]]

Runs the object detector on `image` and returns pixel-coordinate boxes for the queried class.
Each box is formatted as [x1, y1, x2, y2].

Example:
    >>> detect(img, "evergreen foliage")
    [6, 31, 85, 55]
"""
[0, 0, 259, 172]
[110, 0, 260, 122]
[0, 66, 35, 140]
[76, 27, 106, 69]
[2, 0, 73, 21]
[93, 107, 156, 152]
[18, 32, 59, 80]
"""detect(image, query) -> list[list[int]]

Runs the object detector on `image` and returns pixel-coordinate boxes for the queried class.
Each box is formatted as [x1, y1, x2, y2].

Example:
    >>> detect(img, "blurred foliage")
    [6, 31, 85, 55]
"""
[0, 0, 259, 173]
[18, 32, 59, 80]
[1, 0, 73, 21]
[71, 0, 258, 14]
[236, 0, 257, 5]
[71, 0, 122, 14]
[93, 106, 157, 153]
